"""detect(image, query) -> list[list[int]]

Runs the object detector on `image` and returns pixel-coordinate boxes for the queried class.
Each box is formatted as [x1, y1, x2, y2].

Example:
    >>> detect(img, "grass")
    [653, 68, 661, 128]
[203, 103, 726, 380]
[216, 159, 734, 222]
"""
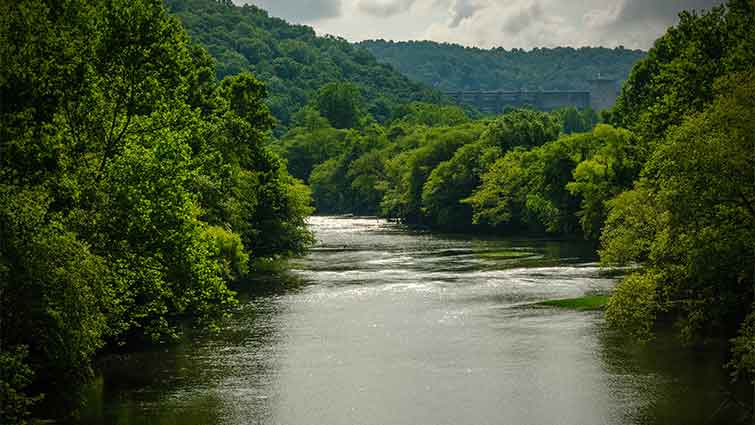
[537, 295, 610, 311]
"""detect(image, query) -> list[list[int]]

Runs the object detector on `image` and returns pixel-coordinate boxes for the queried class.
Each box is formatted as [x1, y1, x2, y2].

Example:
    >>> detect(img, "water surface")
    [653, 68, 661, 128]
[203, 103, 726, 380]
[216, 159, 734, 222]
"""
[78, 216, 750, 425]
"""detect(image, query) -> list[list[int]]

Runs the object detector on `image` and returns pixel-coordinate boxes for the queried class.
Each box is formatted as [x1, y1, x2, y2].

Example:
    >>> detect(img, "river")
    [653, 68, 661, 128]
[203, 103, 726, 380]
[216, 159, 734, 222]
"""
[76, 216, 749, 424]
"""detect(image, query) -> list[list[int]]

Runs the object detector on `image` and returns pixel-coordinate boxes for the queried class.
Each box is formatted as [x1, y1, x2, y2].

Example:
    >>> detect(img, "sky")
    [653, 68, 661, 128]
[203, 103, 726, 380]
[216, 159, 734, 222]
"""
[237, 0, 725, 50]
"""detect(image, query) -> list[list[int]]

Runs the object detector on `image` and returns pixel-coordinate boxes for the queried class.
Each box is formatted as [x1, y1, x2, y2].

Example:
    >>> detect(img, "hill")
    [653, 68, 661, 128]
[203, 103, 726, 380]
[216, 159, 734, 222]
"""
[165, 0, 446, 128]
[358, 40, 645, 92]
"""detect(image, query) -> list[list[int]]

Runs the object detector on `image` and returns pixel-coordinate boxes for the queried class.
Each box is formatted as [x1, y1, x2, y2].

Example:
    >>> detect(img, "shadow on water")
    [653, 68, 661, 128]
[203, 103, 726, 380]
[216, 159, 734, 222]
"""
[76, 286, 292, 425]
[596, 324, 753, 425]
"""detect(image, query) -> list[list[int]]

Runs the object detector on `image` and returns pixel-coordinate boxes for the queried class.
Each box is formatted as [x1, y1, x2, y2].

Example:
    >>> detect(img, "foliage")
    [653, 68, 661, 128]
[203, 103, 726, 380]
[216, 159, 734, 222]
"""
[273, 125, 351, 181]
[165, 0, 448, 130]
[421, 141, 501, 229]
[359, 40, 645, 92]
[467, 125, 636, 235]
[277, 103, 625, 235]
[315, 82, 365, 129]
[391, 102, 470, 127]
[566, 125, 644, 238]
[730, 313, 755, 383]
[0, 346, 41, 425]
[480, 109, 561, 151]
[380, 123, 488, 223]
[0, 0, 312, 420]
[201, 225, 249, 282]
[600, 1, 755, 379]
[599, 188, 664, 265]
[611, 0, 755, 140]
[605, 273, 659, 339]
[309, 126, 390, 215]
[601, 70, 755, 378]
[422, 110, 559, 229]
[556, 107, 600, 134]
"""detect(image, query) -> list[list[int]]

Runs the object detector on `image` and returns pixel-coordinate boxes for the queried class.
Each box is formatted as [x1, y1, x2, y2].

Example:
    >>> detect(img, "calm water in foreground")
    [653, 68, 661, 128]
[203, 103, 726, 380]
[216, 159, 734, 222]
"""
[74, 216, 750, 425]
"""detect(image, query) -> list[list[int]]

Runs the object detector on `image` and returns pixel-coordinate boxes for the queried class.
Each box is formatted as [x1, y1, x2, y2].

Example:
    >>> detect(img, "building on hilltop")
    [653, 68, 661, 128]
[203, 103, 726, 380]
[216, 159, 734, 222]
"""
[588, 77, 620, 111]
[446, 77, 620, 113]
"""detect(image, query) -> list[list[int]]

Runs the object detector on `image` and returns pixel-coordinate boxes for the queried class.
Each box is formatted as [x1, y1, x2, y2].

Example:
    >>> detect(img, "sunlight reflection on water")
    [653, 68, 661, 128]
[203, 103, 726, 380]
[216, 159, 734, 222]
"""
[76, 216, 749, 425]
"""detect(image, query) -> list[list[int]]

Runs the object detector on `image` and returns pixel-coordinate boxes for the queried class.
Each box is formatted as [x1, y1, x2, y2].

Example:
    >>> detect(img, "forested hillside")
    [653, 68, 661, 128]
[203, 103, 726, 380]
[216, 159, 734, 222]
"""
[165, 0, 447, 128]
[359, 40, 645, 91]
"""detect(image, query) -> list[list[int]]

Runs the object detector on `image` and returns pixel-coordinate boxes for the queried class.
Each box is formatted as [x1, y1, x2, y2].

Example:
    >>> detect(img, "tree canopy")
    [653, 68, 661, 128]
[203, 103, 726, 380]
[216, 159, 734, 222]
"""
[0, 0, 312, 421]
[600, 0, 755, 383]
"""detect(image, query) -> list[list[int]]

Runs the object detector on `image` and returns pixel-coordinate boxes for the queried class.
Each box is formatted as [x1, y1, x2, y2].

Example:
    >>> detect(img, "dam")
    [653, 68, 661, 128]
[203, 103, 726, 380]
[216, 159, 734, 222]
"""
[446, 78, 619, 113]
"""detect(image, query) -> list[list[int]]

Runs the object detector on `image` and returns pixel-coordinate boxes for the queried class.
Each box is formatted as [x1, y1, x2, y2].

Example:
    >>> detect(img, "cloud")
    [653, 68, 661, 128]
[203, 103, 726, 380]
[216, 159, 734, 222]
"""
[448, 0, 488, 28]
[583, 6, 622, 30]
[501, 1, 545, 35]
[425, 0, 569, 48]
[236, 0, 726, 49]
[615, 0, 724, 24]
[237, 0, 343, 22]
[424, 0, 725, 49]
[579, 0, 724, 47]
[357, 0, 417, 17]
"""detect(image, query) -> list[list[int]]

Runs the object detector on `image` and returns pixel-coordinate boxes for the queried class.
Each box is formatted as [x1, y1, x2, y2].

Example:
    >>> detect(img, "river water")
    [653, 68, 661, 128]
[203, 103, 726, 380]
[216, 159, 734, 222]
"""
[77, 216, 750, 425]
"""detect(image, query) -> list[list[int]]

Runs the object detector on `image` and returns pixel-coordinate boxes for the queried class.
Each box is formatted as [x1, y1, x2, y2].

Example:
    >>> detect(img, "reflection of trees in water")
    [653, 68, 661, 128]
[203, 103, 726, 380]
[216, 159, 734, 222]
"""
[197, 294, 287, 425]
[77, 274, 300, 425]
[595, 323, 752, 424]
[465, 238, 601, 271]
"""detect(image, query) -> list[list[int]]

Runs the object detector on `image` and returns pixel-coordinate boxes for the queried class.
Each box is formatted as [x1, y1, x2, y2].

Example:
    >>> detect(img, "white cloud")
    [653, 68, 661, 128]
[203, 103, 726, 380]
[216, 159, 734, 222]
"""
[448, 0, 489, 28]
[583, 6, 622, 30]
[357, 0, 417, 17]
[236, 0, 726, 49]
[501, 1, 545, 35]
[422, 0, 724, 49]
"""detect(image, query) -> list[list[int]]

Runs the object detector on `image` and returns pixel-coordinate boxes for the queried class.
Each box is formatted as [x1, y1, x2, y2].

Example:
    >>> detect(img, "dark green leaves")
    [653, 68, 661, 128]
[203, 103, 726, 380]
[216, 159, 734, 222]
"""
[0, 0, 313, 419]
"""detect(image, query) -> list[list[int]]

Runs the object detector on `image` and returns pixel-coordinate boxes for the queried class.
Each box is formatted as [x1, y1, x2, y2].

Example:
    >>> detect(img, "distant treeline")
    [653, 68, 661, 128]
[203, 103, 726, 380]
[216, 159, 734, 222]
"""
[274, 100, 601, 233]
[359, 40, 646, 92]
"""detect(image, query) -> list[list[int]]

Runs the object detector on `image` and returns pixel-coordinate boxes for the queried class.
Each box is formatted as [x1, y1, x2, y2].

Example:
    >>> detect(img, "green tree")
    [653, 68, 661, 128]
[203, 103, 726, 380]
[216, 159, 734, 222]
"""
[558, 107, 599, 134]
[566, 125, 643, 238]
[380, 123, 486, 222]
[0, 0, 313, 420]
[611, 0, 755, 140]
[273, 109, 350, 181]
[481, 109, 560, 151]
[391, 102, 469, 127]
[602, 71, 755, 379]
[421, 142, 501, 229]
[466, 130, 604, 234]
[315, 82, 364, 129]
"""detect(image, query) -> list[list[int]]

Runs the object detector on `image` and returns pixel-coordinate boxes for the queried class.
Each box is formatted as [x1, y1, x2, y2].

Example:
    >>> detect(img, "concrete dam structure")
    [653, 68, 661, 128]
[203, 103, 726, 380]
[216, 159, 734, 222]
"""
[446, 78, 620, 113]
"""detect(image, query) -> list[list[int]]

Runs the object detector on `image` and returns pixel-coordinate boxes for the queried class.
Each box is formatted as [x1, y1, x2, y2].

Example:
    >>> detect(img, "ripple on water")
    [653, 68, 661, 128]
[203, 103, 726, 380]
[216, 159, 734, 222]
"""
[76, 217, 746, 425]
